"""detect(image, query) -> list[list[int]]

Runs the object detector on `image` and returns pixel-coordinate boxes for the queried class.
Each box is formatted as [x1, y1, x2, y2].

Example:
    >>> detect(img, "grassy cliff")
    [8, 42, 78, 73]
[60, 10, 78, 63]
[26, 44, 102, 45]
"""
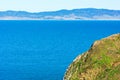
[64, 33, 120, 80]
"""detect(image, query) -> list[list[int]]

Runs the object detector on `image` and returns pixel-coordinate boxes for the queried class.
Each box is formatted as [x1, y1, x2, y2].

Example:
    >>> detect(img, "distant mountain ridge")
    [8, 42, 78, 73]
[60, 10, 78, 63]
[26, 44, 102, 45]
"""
[0, 8, 120, 20]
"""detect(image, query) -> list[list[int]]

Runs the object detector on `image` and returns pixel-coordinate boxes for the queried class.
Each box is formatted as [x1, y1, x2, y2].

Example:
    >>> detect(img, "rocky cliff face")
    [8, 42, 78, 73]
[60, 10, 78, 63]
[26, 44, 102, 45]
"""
[64, 33, 120, 80]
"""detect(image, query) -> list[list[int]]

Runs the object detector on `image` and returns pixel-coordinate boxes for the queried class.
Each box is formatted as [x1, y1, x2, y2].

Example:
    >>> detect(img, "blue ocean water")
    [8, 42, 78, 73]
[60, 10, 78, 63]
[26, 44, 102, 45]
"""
[0, 20, 120, 80]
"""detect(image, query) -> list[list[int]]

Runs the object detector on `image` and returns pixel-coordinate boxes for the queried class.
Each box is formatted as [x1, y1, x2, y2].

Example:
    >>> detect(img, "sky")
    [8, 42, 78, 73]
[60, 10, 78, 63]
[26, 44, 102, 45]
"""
[0, 0, 120, 12]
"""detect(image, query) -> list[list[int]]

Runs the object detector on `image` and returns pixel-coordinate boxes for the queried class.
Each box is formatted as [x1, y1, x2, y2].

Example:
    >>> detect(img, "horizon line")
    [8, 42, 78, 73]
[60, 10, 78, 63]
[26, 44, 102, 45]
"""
[0, 8, 120, 13]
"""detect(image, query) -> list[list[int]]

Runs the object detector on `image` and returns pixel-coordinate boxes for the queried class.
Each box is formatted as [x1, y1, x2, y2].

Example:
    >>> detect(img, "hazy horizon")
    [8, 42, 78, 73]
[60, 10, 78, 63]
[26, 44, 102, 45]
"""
[0, 8, 120, 13]
[0, 0, 120, 12]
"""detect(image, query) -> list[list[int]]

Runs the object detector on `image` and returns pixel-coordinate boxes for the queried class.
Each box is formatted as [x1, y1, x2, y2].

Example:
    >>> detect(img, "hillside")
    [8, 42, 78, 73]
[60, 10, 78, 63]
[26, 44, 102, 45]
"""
[0, 8, 120, 20]
[64, 33, 120, 80]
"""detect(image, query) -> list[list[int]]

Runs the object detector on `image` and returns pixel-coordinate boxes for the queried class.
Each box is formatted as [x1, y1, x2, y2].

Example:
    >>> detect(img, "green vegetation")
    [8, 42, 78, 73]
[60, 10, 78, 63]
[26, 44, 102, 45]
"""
[64, 33, 120, 80]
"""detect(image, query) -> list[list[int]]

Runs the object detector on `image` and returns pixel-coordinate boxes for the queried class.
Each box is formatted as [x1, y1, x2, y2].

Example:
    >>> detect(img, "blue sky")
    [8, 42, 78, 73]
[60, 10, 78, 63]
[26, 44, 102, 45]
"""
[0, 0, 120, 12]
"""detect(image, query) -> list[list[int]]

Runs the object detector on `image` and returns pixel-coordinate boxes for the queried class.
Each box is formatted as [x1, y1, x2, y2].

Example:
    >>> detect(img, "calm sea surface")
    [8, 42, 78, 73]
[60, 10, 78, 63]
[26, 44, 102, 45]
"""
[0, 20, 120, 80]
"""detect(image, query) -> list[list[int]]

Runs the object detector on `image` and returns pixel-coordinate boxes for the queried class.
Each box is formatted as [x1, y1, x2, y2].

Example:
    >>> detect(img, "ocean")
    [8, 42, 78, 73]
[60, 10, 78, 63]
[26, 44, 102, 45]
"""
[0, 20, 120, 80]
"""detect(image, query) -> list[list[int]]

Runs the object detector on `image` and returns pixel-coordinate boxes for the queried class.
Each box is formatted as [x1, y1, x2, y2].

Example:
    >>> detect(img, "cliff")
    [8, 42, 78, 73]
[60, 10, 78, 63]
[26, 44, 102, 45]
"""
[64, 33, 120, 80]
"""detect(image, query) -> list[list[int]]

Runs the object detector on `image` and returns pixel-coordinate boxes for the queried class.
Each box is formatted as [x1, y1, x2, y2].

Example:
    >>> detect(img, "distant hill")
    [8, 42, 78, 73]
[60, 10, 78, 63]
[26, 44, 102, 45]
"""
[0, 8, 120, 20]
[64, 33, 120, 80]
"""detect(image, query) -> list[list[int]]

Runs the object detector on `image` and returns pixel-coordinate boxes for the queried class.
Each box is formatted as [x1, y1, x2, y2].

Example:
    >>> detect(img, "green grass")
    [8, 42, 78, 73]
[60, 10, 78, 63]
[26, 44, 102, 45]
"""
[64, 34, 120, 80]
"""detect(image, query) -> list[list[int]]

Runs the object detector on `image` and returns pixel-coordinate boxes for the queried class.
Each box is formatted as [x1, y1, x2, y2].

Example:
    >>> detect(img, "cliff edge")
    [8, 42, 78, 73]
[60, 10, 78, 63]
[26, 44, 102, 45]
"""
[64, 33, 120, 80]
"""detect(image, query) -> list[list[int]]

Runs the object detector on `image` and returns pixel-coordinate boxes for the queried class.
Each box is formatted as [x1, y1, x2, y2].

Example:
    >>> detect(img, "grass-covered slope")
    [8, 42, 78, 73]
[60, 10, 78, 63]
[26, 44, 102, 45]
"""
[64, 33, 120, 80]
